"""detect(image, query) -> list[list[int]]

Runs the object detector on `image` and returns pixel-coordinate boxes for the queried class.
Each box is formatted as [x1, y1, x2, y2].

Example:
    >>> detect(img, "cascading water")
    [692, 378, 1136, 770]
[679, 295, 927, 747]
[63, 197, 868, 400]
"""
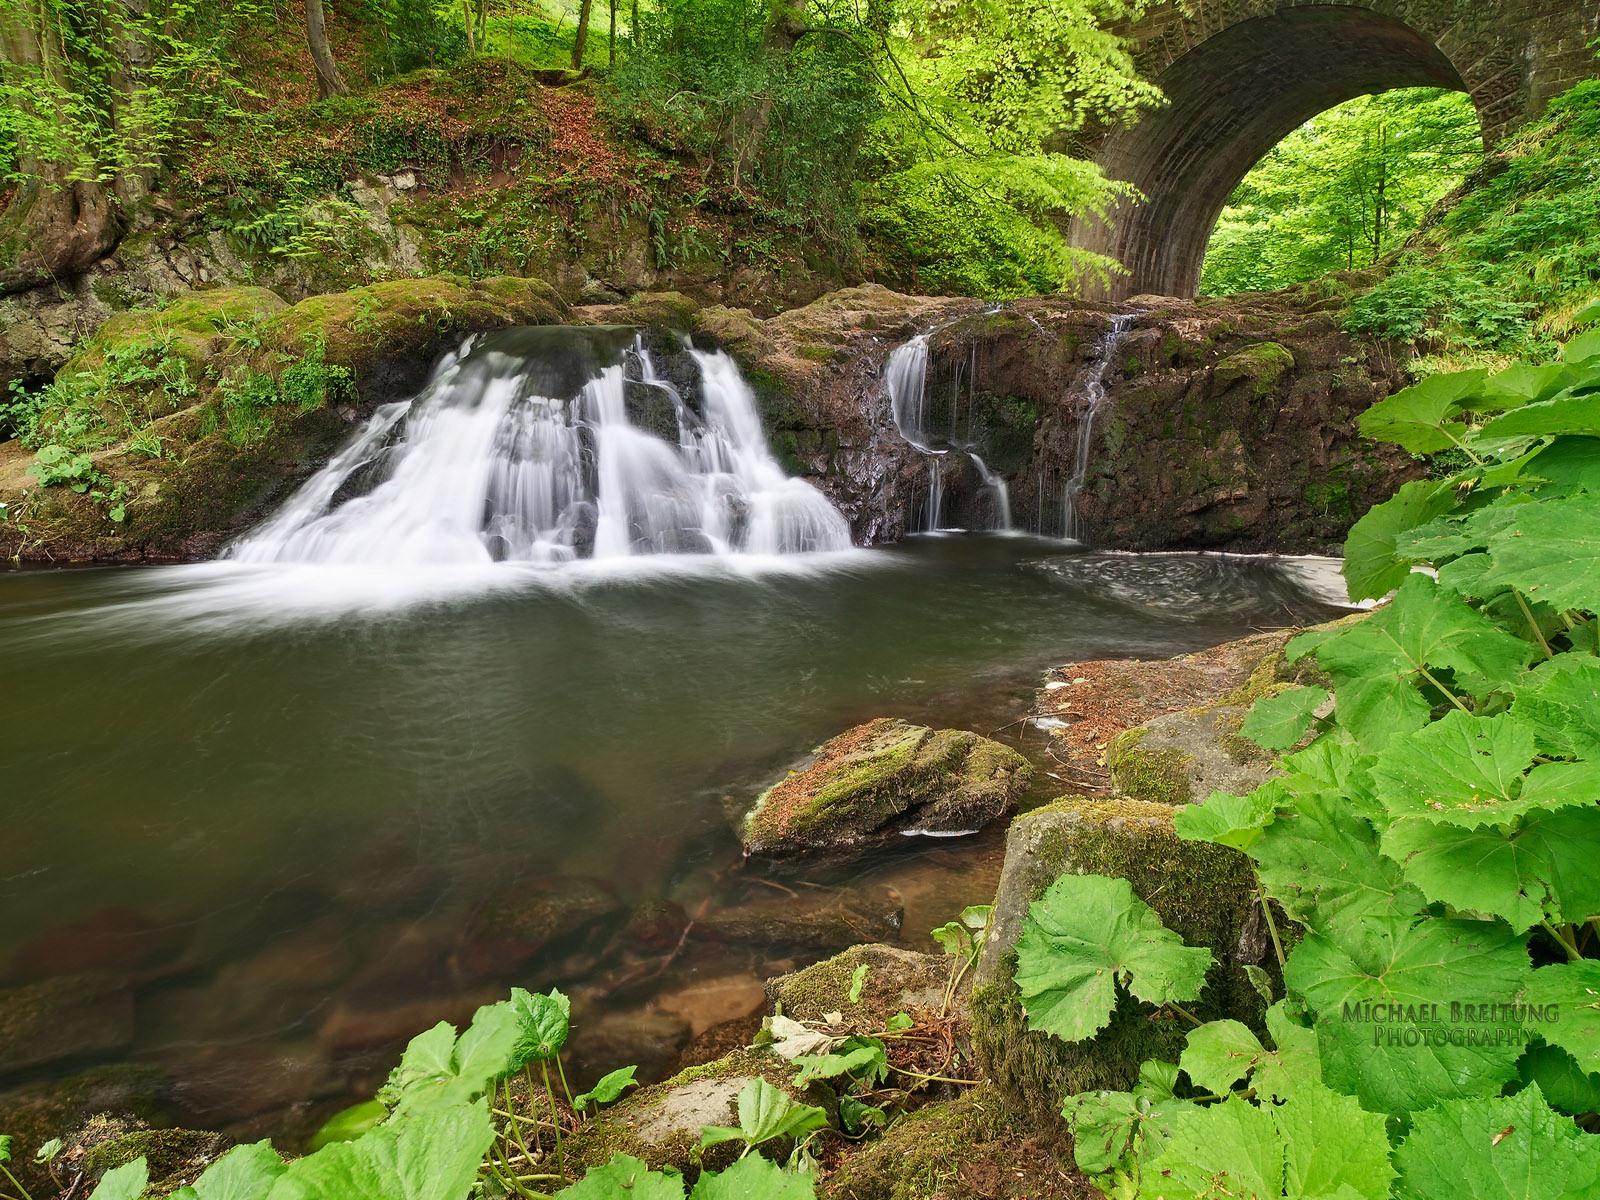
[968, 452, 1012, 532]
[229, 327, 852, 565]
[1062, 313, 1137, 541]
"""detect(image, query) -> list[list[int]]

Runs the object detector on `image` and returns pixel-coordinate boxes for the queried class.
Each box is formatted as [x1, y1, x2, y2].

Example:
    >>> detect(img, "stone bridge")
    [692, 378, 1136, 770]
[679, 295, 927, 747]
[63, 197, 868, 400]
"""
[1074, 0, 1600, 299]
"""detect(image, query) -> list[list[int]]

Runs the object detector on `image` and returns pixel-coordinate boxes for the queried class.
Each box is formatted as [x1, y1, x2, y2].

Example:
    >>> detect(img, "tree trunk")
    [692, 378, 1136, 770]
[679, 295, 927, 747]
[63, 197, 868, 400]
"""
[304, 0, 349, 99]
[0, 2, 118, 295]
[462, 0, 476, 53]
[608, 0, 616, 67]
[570, 0, 592, 71]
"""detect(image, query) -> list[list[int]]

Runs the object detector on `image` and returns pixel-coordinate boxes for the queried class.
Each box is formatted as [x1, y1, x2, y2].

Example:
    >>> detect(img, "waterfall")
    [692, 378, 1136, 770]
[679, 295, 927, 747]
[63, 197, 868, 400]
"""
[969, 451, 1012, 532]
[884, 333, 950, 531]
[229, 327, 852, 565]
[1062, 313, 1138, 541]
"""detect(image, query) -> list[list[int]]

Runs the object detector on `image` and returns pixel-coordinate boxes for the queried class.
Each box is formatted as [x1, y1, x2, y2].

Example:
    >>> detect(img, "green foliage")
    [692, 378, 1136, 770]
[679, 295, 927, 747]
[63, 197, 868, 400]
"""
[1013, 873, 1213, 1042]
[699, 1078, 828, 1157]
[1041, 327, 1600, 1193]
[358, 0, 469, 78]
[554, 1154, 684, 1199]
[1346, 81, 1600, 358]
[85, 1158, 147, 1200]
[1202, 88, 1481, 296]
[572, 1066, 639, 1111]
[1237, 686, 1328, 752]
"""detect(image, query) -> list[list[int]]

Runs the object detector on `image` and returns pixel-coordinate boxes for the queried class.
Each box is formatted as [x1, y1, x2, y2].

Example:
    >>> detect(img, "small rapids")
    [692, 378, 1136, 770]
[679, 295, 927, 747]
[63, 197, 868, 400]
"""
[1062, 313, 1138, 540]
[230, 327, 851, 566]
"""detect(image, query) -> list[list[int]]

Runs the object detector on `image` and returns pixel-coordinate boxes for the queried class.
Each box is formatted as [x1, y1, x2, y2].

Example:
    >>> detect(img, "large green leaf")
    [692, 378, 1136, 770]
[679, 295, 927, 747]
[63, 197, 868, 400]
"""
[1382, 807, 1600, 933]
[509, 987, 570, 1067]
[1517, 1042, 1600, 1117]
[1251, 788, 1424, 934]
[1012, 874, 1213, 1043]
[1512, 654, 1600, 760]
[1477, 360, 1584, 410]
[1520, 961, 1600, 1075]
[1139, 1083, 1393, 1200]
[1341, 479, 1457, 602]
[452, 1000, 521, 1085]
[555, 1154, 685, 1200]
[1177, 1004, 1324, 1107]
[1173, 785, 1280, 852]
[791, 1037, 888, 1087]
[688, 1155, 815, 1200]
[88, 1160, 149, 1200]
[1392, 1086, 1600, 1200]
[266, 1099, 494, 1200]
[1368, 711, 1586, 829]
[378, 1021, 457, 1108]
[700, 1078, 828, 1151]
[176, 1141, 286, 1200]
[1358, 369, 1486, 453]
[1524, 436, 1600, 496]
[1290, 576, 1532, 746]
[1284, 917, 1530, 1114]
[1480, 392, 1600, 440]
[1239, 686, 1328, 751]
[1470, 493, 1600, 612]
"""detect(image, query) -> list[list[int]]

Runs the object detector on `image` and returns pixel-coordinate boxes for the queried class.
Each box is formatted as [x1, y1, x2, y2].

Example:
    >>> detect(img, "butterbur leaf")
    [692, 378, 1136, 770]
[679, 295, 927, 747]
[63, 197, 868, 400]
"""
[1272, 1083, 1395, 1200]
[1251, 788, 1424, 933]
[88, 1159, 149, 1200]
[510, 987, 570, 1066]
[1357, 368, 1486, 452]
[884, 1012, 913, 1032]
[702, 1078, 827, 1151]
[1284, 916, 1530, 1115]
[1134, 1059, 1179, 1103]
[1523, 436, 1600, 497]
[1392, 1086, 1600, 1199]
[1061, 1090, 1195, 1177]
[1289, 575, 1533, 746]
[1013, 874, 1213, 1043]
[1478, 360, 1583, 410]
[1382, 807, 1600, 933]
[1243, 963, 1276, 1007]
[1517, 1042, 1600, 1117]
[1520, 961, 1600, 1074]
[1239, 685, 1328, 750]
[268, 1097, 495, 1200]
[182, 1140, 285, 1199]
[1140, 1094, 1283, 1198]
[1468, 493, 1600, 612]
[1340, 478, 1456, 601]
[838, 1095, 887, 1136]
[378, 1021, 456, 1107]
[1175, 784, 1280, 852]
[555, 1153, 684, 1199]
[792, 1036, 888, 1087]
[34, 1137, 63, 1164]
[310, 1100, 388, 1150]
[1178, 1019, 1267, 1096]
[453, 999, 520, 1082]
[846, 963, 868, 1003]
[1258, 1001, 1322, 1102]
[929, 921, 971, 957]
[960, 904, 992, 931]
[688, 1154, 815, 1200]
[574, 1065, 638, 1110]
[1372, 711, 1546, 828]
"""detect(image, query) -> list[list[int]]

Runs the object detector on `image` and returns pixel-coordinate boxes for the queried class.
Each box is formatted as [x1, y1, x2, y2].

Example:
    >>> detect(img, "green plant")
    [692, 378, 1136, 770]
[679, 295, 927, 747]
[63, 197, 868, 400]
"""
[930, 903, 992, 1011]
[1022, 323, 1600, 1197]
[699, 1077, 828, 1161]
[214, 369, 281, 448]
[279, 337, 356, 412]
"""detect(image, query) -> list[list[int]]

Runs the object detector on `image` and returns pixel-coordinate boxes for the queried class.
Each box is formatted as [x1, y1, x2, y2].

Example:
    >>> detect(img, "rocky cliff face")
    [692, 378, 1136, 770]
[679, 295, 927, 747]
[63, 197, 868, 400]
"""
[0, 276, 1419, 563]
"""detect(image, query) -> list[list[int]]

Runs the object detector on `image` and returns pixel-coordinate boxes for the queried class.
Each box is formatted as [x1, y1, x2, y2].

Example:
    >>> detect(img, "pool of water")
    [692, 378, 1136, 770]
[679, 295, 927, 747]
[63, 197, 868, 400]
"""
[0, 536, 1347, 1140]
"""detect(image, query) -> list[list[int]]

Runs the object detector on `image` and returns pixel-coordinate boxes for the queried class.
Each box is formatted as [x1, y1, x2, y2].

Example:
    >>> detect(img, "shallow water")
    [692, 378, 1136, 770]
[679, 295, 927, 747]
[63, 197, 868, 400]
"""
[0, 536, 1348, 1137]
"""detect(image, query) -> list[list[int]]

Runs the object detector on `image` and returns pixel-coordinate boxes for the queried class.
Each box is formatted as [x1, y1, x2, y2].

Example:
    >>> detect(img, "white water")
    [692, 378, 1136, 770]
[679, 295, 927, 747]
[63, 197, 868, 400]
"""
[969, 451, 1012, 531]
[1062, 313, 1138, 541]
[230, 330, 852, 566]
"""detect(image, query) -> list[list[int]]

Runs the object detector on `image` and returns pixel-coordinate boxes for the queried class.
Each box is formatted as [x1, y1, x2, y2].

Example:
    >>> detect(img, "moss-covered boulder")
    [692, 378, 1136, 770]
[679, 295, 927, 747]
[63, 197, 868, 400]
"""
[563, 1048, 831, 1182]
[970, 796, 1273, 1129]
[1211, 340, 1296, 395]
[0, 1065, 171, 1195]
[766, 944, 950, 1027]
[822, 1084, 1083, 1200]
[1105, 706, 1277, 804]
[72, 1116, 230, 1196]
[742, 719, 1032, 858]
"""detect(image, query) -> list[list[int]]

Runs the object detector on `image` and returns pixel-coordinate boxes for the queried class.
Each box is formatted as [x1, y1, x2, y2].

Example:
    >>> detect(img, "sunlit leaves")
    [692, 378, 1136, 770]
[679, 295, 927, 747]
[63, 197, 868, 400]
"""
[1013, 874, 1213, 1043]
[87, 1160, 149, 1200]
[1392, 1087, 1600, 1200]
[1358, 368, 1487, 452]
[1173, 785, 1279, 852]
[573, 1066, 639, 1111]
[1520, 962, 1600, 1075]
[1340, 479, 1457, 601]
[1238, 685, 1328, 751]
[554, 1154, 685, 1200]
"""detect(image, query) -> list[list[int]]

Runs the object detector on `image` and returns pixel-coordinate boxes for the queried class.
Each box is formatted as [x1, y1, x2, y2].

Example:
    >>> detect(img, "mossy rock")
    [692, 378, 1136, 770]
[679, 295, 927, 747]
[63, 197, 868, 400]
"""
[1211, 341, 1295, 396]
[971, 797, 1274, 1129]
[0, 974, 136, 1074]
[0, 1065, 171, 1195]
[823, 1085, 1081, 1200]
[765, 944, 950, 1027]
[742, 719, 1032, 858]
[75, 1117, 229, 1196]
[622, 290, 701, 337]
[69, 287, 288, 379]
[1106, 707, 1278, 803]
[563, 1048, 832, 1182]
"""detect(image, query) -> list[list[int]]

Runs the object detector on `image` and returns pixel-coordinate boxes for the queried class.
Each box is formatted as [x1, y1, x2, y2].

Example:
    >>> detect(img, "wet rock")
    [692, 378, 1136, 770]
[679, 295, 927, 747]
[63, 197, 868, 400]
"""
[566, 1007, 694, 1090]
[317, 987, 505, 1056]
[168, 1042, 336, 1126]
[455, 875, 624, 979]
[673, 1014, 765, 1073]
[971, 796, 1271, 1129]
[9, 906, 188, 982]
[742, 719, 1032, 858]
[619, 899, 691, 955]
[1106, 706, 1278, 804]
[698, 886, 903, 952]
[71, 1116, 230, 1194]
[766, 944, 950, 1027]
[344, 919, 461, 1004]
[0, 1065, 171, 1194]
[564, 1048, 828, 1180]
[0, 975, 135, 1076]
[650, 973, 767, 1037]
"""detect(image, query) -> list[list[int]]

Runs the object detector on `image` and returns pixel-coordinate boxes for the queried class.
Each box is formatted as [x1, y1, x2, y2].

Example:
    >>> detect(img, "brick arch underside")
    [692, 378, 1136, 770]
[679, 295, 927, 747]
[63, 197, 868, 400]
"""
[1081, 6, 1475, 300]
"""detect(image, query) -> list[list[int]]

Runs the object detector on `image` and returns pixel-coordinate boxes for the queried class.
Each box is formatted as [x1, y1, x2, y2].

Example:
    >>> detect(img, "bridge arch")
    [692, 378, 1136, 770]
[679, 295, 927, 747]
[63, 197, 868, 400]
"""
[1075, 1, 1600, 299]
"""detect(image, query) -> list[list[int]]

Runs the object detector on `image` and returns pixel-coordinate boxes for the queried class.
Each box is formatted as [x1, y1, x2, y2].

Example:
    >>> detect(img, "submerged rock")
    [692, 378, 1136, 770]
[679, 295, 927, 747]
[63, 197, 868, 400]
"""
[697, 886, 903, 952]
[742, 719, 1032, 858]
[455, 874, 624, 979]
[971, 796, 1273, 1129]
[0, 975, 136, 1076]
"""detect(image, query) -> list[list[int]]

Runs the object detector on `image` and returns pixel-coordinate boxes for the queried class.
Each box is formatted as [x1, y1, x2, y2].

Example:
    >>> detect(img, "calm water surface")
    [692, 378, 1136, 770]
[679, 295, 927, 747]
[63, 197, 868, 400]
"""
[0, 537, 1346, 1137]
